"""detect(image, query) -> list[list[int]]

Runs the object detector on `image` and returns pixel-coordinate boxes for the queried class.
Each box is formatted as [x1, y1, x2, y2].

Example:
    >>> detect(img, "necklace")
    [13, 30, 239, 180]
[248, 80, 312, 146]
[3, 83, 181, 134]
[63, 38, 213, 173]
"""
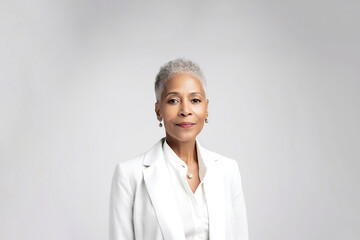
[187, 156, 197, 179]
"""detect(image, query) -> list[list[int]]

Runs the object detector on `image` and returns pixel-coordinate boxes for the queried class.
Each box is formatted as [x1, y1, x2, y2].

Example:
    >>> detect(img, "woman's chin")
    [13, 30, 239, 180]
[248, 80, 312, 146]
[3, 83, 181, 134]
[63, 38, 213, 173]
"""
[166, 132, 199, 143]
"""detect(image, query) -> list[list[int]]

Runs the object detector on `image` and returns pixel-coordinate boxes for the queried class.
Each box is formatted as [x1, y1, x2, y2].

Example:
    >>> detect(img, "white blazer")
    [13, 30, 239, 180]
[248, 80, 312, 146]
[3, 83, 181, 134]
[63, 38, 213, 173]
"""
[109, 137, 248, 240]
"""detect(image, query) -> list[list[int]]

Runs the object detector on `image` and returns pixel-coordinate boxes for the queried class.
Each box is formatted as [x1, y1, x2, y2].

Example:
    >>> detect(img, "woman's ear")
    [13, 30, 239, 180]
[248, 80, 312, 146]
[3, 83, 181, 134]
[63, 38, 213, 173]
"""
[155, 102, 162, 121]
[206, 99, 209, 117]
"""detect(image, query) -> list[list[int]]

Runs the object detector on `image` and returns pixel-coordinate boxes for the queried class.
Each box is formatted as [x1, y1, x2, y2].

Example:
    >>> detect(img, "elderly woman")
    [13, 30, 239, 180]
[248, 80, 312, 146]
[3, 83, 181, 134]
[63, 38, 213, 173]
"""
[109, 58, 248, 240]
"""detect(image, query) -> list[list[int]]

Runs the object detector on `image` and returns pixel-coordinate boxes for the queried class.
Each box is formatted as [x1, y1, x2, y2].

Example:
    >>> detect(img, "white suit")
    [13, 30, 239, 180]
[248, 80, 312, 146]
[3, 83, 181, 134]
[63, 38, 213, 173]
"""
[109, 137, 248, 240]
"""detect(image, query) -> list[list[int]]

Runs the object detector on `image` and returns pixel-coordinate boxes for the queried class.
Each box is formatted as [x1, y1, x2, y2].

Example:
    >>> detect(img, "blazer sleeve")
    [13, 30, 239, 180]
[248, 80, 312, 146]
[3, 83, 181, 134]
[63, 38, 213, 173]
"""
[109, 163, 135, 240]
[231, 160, 249, 240]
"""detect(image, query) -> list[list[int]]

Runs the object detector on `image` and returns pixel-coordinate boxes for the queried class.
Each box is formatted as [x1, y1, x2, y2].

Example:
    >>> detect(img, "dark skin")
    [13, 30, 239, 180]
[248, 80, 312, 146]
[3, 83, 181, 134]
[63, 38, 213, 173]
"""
[166, 134, 200, 193]
[155, 73, 209, 193]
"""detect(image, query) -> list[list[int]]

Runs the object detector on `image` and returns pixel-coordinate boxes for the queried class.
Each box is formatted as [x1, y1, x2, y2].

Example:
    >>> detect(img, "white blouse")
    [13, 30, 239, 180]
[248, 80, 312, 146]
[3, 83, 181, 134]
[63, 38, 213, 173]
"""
[162, 139, 209, 240]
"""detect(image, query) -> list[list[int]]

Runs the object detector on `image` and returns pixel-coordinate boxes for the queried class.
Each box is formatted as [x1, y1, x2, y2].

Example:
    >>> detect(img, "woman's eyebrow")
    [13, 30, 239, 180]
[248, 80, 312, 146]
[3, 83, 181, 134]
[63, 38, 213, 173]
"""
[165, 91, 203, 97]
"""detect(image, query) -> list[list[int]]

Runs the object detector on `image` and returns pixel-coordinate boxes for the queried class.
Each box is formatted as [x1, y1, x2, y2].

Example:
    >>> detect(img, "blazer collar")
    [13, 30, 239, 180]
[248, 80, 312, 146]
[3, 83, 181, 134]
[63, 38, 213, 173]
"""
[142, 137, 226, 240]
[142, 137, 217, 166]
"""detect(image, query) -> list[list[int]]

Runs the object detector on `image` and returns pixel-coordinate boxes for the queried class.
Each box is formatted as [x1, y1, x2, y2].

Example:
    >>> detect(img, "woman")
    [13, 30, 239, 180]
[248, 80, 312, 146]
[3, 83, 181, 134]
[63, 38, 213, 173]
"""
[109, 58, 248, 240]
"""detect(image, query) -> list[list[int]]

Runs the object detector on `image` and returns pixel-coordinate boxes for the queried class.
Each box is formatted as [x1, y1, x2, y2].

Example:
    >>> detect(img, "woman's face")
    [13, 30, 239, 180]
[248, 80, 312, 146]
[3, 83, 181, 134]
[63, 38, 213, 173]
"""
[155, 73, 209, 143]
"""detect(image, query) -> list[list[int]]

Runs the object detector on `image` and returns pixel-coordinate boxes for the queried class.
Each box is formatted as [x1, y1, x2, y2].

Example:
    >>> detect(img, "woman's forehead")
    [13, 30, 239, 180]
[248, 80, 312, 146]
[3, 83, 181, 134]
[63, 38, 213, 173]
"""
[163, 73, 205, 92]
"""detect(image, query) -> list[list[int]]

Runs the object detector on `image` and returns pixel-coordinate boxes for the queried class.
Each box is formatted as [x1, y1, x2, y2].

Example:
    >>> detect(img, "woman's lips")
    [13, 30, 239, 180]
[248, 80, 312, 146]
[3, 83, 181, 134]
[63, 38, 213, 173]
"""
[176, 123, 195, 128]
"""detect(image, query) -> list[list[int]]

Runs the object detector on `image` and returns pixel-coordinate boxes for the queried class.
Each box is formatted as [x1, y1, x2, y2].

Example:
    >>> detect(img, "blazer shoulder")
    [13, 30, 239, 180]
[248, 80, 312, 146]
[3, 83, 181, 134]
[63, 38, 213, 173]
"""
[205, 148, 243, 178]
[113, 153, 146, 186]
[207, 148, 239, 167]
[117, 154, 144, 170]
[113, 138, 164, 183]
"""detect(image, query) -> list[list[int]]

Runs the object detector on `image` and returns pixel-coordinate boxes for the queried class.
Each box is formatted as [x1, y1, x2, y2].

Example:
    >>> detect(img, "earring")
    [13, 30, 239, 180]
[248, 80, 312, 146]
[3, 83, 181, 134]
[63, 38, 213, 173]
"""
[159, 121, 163, 127]
[205, 118, 208, 123]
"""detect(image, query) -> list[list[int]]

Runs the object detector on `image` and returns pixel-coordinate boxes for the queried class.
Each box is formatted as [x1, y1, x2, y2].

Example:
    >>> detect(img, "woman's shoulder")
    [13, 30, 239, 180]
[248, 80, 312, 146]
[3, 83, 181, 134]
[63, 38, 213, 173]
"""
[203, 149, 244, 187]
[202, 147, 240, 169]
[114, 153, 146, 178]
[116, 139, 163, 168]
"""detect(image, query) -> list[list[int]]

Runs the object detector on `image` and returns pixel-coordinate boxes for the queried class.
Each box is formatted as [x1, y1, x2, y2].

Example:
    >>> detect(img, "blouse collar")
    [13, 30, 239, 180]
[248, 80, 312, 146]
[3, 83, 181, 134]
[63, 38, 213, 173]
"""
[162, 138, 208, 181]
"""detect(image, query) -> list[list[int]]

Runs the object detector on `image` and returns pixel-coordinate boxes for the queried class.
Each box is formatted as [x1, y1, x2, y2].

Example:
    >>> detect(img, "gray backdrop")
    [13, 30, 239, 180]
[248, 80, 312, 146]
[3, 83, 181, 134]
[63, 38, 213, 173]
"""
[1, 0, 359, 239]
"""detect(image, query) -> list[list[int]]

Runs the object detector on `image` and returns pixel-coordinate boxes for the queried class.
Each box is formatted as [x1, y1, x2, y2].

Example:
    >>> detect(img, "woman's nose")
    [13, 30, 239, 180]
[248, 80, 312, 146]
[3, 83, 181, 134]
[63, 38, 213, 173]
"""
[179, 100, 192, 116]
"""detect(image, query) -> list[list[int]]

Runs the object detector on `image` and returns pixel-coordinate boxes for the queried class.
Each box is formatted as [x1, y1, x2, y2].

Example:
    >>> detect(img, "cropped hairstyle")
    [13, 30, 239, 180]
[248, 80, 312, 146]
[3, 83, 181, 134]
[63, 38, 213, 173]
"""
[154, 58, 207, 102]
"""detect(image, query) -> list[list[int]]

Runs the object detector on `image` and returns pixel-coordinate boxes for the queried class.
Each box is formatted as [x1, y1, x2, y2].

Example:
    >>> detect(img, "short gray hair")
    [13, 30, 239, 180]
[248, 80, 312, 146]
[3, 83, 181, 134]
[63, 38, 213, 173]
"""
[154, 58, 207, 102]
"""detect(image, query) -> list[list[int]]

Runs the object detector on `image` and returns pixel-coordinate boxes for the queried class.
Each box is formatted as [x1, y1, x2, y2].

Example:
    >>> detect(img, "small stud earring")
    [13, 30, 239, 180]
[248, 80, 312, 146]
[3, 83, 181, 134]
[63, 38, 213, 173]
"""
[159, 121, 163, 127]
[205, 118, 208, 123]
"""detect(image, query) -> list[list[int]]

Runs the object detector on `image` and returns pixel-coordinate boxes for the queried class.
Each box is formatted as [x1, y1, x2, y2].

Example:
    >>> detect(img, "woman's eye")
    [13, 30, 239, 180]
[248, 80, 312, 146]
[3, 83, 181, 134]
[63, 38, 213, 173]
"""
[168, 99, 178, 104]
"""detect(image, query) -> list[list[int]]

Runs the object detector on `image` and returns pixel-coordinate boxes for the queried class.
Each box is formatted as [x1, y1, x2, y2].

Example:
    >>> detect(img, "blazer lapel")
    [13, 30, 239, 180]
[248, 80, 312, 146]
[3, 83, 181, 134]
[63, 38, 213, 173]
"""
[142, 137, 186, 240]
[196, 141, 226, 239]
[142, 137, 226, 240]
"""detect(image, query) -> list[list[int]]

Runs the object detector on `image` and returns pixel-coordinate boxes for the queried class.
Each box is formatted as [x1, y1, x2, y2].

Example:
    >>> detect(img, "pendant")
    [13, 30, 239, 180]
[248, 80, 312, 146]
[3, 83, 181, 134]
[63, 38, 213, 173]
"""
[187, 173, 193, 179]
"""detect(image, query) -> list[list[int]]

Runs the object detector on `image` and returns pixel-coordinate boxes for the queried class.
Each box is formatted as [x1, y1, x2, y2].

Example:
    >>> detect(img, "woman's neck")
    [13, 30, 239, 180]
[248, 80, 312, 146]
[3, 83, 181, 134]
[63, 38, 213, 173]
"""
[165, 135, 198, 165]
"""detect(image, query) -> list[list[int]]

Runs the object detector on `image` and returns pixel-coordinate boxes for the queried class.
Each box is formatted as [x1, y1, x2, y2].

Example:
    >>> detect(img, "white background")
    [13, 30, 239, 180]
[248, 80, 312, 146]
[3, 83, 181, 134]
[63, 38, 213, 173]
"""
[1, 0, 359, 239]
